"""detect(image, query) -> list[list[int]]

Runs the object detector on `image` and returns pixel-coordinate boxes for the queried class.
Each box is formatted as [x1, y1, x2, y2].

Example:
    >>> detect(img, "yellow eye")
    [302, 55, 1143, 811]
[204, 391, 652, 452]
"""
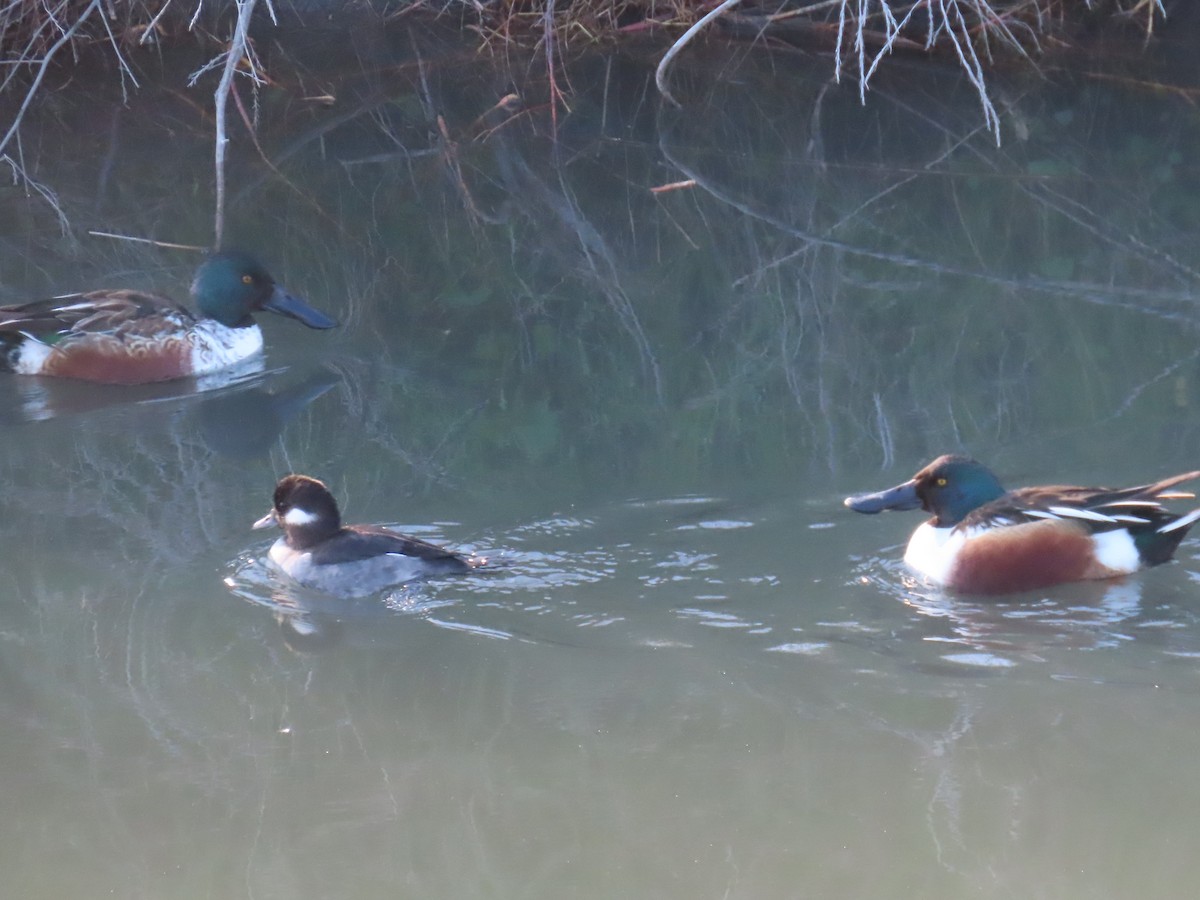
[242, 274, 253, 285]
[936, 477, 948, 487]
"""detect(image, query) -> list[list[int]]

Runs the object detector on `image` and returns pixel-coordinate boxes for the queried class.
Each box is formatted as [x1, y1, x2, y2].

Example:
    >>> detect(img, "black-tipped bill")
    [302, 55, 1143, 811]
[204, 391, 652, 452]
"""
[252, 509, 279, 530]
[263, 285, 338, 330]
[844, 480, 922, 514]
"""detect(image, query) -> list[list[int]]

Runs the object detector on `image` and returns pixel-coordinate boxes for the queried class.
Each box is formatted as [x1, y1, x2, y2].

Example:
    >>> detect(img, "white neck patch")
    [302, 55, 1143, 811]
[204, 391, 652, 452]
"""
[283, 506, 320, 526]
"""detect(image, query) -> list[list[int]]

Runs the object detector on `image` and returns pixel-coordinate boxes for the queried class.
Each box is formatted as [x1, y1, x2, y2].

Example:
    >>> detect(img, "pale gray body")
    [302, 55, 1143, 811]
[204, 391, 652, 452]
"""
[266, 534, 467, 598]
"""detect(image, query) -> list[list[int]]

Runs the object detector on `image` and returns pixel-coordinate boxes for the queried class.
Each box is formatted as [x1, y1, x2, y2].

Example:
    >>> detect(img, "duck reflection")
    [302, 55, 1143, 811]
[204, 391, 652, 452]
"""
[852, 554, 1154, 665]
[275, 610, 345, 654]
[901, 575, 1147, 668]
[225, 560, 353, 654]
[0, 355, 267, 422]
[189, 367, 339, 458]
[225, 559, 462, 656]
[0, 361, 339, 460]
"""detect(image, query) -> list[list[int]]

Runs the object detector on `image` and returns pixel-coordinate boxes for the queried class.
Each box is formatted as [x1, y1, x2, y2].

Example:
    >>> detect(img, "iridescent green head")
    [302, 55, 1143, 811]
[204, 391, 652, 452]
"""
[191, 252, 337, 330]
[845, 455, 1006, 527]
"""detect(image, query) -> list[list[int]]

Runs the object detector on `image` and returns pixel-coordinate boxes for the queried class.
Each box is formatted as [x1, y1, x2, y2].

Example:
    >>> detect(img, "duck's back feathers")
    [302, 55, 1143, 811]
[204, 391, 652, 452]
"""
[0, 290, 247, 383]
[964, 470, 1200, 534]
[0, 290, 193, 342]
[308, 525, 471, 572]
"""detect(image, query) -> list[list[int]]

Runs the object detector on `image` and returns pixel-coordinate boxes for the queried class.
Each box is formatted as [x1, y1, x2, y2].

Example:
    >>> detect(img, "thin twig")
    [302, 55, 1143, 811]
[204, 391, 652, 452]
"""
[97, 4, 141, 102]
[139, 0, 175, 44]
[543, 0, 561, 132]
[213, 0, 258, 249]
[0, 0, 101, 158]
[87, 232, 208, 252]
[2, 154, 69, 233]
[655, 0, 744, 107]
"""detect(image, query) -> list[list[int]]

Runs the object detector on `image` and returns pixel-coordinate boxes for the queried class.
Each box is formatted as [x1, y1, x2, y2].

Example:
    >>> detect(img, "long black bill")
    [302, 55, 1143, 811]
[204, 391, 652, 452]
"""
[263, 285, 338, 329]
[844, 480, 922, 514]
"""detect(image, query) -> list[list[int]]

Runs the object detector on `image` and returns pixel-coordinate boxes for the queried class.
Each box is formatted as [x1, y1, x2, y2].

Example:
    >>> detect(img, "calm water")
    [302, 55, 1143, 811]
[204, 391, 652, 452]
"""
[3, 17, 1200, 898]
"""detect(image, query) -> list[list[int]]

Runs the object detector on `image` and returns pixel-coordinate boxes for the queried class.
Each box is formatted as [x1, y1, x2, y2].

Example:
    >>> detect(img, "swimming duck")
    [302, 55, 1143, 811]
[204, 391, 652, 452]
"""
[844, 454, 1200, 594]
[0, 251, 336, 384]
[253, 474, 474, 597]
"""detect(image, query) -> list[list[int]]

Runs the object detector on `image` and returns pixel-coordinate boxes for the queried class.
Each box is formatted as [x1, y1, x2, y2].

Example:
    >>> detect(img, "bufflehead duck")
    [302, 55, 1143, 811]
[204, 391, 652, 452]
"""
[253, 474, 473, 597]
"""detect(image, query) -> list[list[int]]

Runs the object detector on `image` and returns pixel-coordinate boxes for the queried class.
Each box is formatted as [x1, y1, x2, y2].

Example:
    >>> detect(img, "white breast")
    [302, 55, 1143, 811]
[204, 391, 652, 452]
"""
[903, 522, 974, 585]
[188, 321, 263, 375]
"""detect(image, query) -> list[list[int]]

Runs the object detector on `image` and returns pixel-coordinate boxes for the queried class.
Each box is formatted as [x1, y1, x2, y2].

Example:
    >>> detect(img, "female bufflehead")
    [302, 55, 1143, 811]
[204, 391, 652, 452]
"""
[253, 474, 473, 597]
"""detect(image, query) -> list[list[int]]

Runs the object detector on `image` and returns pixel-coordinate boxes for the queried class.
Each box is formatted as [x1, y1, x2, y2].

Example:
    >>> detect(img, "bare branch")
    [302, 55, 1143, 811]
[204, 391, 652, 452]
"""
[655, 0, 744, 107]
[213, 0, 259, 249]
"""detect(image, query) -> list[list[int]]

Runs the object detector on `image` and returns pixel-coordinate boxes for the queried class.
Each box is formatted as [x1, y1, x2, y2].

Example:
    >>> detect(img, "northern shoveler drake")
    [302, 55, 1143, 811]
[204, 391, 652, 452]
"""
[252, 474, 476, 597]
[844, 454, 1200, 595]
[0, 251, 336, 384]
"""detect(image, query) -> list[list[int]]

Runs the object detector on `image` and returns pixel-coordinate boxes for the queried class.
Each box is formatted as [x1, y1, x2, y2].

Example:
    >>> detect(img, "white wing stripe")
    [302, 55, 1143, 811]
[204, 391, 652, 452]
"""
[1158, 508, 1200, 534]
[1046, 505, 1118, 523]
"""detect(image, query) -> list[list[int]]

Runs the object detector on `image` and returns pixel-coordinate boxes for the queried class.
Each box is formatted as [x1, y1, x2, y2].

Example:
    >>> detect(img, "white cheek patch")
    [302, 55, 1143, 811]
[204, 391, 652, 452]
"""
[283, 506, 320, 526]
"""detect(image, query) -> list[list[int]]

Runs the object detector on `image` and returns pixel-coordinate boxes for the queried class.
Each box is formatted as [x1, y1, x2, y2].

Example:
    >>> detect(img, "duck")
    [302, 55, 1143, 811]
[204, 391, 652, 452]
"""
[0, 251, 336, 384]
[252, 474, 475, 597]
[844, 454, 1200, 594]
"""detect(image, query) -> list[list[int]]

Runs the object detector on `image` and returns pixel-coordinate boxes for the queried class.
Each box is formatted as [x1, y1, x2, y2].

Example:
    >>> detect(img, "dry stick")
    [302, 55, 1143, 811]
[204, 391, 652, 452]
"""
[96, 4, 140, 102]
[863, 1, 925, 93]
[544, 0, 561, 132]
[655, 0, 744, 107]
[0, 0, 102, 232]
[0, 0, 102, 158]
[1, 0, 67, 95]
[213, 0, 258, 249]
[767, 0, 846, 23]
[662, 0, 1020, 143]
[140, 0, 175, 44]
[938, 0, 1001, 143]
[87, 232, 207, 253]
[436, 115, 502, 227]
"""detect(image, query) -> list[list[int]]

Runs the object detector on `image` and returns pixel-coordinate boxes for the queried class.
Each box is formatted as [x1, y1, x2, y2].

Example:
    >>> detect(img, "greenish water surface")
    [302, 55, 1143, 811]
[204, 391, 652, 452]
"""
[2, 19, 1200, 899]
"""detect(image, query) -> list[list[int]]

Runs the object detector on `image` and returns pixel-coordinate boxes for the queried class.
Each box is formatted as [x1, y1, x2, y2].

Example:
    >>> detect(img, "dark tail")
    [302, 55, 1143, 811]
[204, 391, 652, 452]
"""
[1136, 507, 1200, 566]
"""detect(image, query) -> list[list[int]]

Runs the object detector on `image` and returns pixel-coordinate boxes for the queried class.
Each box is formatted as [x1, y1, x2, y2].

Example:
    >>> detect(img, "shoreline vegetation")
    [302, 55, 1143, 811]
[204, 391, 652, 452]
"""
[0, 0, 1173, 239]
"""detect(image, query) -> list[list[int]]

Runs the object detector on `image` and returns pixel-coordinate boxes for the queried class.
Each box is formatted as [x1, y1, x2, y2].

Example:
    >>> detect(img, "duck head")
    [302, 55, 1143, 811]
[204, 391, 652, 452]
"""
[192, 252, 337, 330]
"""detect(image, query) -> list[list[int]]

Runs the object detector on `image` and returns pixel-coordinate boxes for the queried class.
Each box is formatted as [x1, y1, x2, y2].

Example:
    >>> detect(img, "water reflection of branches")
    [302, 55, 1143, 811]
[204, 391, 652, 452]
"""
[486, 107, 664, 397]
[651, 54, 1200, 463]
[313, 357, 481, 489]
[0, 0, 120, 231]
[658, 94, 1200, 315]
